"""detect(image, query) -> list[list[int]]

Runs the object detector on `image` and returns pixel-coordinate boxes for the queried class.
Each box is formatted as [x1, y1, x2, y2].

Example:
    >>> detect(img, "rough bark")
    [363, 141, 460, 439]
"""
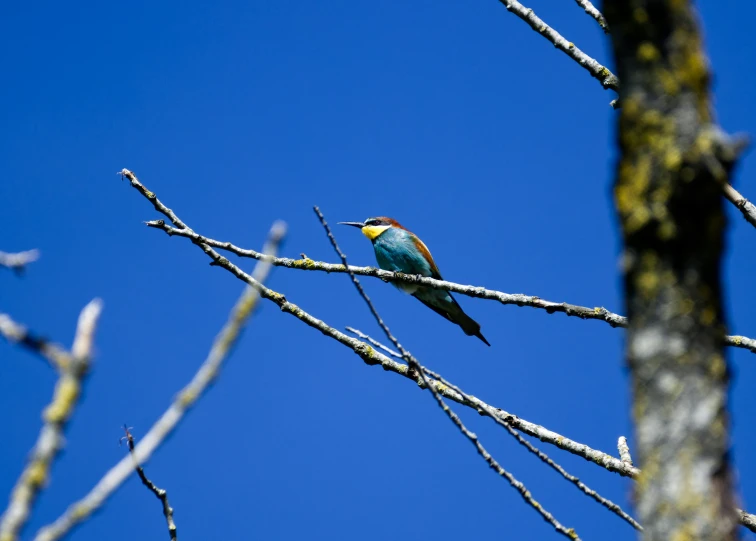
[604, 1, 740, 539]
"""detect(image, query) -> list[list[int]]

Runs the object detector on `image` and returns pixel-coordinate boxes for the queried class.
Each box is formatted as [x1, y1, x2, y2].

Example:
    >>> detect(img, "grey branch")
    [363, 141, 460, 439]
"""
[140, 212, 756, 357]
[573, 0, 609, 33]
[315, 208, 580, 539]
[0, 314, 73, 371]
[723, 183, 756, 229]
[739, 510, 756, 532]
[347, 327, 640, 531]
[495, 0, 618, 93]
[34, 223, 285, 541]
[122, 427, 177, 541]
[617, 436, 633, 467]
[0, 250, 40, 275]
[496, 1, 756, 228]
[118, 168, 756, 533]
[345, 327, 402, 358]
[0, 300, 103, 541]
[123, 169, 637, 472]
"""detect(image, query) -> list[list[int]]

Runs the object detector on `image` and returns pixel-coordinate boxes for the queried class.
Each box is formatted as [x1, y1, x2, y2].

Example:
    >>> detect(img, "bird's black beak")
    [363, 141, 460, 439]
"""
[337, 221, 365, 229]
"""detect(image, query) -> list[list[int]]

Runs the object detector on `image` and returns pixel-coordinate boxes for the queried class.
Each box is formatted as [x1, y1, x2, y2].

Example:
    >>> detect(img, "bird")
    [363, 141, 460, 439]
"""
[338, 216, 490, 346]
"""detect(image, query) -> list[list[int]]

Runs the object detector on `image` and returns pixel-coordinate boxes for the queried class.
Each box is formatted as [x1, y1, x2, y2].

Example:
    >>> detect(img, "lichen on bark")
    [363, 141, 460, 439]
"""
[604, 0, 740, 539]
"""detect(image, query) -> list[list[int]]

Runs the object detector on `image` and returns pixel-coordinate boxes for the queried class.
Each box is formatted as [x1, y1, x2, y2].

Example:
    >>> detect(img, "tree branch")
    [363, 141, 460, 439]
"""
[617, 436, 633, 467]
[347, 327, 641, 531]
[573, 0, 610, 33]
[723, 182, 756, 229]
[0, 300, 103, 541]
[495, 0, 619, 95]
[138, 208, 756, 357]
[0, 314, 73, 371]
[116, 168, 756, 533]
[34, 223, 285, 541]
[493, 2, 756, 228]
[0, 250, 40, 275]
[315, 208, 581, 539]
[121, 427, 177, 541]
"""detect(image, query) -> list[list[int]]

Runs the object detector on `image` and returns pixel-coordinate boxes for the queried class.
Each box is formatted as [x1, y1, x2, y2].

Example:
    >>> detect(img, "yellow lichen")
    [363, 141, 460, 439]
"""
[26, 460, 48, 488]
[659, 68, 681, 96]
[44, 378, 79, 423]
[71, 502, 91, 520]
[178, 388, 198, 407]
[638, 42, 660, 62]
[700, 307, 716, 326]
[658, 221, 677, 240]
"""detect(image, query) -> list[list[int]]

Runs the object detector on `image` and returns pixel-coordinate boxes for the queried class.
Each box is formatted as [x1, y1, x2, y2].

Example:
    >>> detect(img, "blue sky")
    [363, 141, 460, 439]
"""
[2, 1, 755, 539]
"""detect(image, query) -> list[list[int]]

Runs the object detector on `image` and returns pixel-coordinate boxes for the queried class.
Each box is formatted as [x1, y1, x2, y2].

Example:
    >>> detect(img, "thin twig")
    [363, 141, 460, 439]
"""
[0, 250, 40, 275]
[346, 326, 640, 531]
[313, 208, 411, 361]
[122, 427, 177, 541]
[34, 223, 286, 541]
[345, 327, 402, 358]
[497, 2, 756, 226]
[0, 314, 73, 371]
[141, 213, 756, 357]
[116, 169, 756, 533]
[495, 0, 618, 94]
[441, 372, 642, 531]
[618, 437, 633, 467]
[0, 300, 103, 541]
[115, 169, 640, 475]
[314, 207, 580, 539]
[573, 0, 609, 33]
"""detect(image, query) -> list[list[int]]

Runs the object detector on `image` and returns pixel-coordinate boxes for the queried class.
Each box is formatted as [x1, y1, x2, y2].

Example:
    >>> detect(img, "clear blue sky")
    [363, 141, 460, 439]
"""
[2, 1, 755, 539]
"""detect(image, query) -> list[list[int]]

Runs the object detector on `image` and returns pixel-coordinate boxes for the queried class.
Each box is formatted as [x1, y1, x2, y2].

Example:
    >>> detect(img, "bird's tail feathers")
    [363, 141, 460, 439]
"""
[455, 310, 491, 346]
[413, 293, 490, 346]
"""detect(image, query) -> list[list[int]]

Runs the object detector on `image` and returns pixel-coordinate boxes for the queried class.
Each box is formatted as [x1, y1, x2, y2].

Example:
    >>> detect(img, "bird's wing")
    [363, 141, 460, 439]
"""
[412, 294, 456, 323]
[410, 234, 443, 280]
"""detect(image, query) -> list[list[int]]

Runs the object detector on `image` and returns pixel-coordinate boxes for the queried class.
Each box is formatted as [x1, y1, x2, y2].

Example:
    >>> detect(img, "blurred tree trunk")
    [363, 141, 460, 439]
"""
[604, 1, 740, 539]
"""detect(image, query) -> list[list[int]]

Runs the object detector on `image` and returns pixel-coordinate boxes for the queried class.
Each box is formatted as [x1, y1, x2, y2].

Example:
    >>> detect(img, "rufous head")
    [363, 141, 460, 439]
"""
[338, 216, 404, 240]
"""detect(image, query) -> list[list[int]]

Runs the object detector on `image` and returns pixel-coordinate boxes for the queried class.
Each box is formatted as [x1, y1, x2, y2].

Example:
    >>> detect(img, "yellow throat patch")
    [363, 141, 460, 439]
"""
[361, 225, 390, 240]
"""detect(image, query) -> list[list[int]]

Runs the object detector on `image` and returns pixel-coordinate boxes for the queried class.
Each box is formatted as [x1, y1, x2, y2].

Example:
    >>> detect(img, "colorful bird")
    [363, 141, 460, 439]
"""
[339, 217, 490, 346]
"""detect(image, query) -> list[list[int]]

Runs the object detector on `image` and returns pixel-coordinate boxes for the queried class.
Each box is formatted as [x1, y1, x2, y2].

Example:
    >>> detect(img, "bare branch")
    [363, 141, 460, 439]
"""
[129, 171, 640, 470]
[494, 0, 618, 94]
[141, 213, 756, 357]
[315, 207, 580, 539]
[723, 183, 756, 229]
[347, 327, 640, 531]
[34, 224, 285, 541]
[122, 427, 177, 541]
[495, 2, 756, 228]
[0, 250, 40, 275]
[116, 169, 756, 533]
[573, 0, 609, 33]
[738, 510, 756, 532]
[0, 300, 103, 541]
[617, 436, 633, 467]
[345, 327, 402, 358]
[0, 314, 73, 371]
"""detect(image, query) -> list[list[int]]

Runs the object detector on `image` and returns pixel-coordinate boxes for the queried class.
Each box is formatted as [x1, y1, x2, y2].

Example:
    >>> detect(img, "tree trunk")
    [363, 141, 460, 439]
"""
[604, 1, 740, 539]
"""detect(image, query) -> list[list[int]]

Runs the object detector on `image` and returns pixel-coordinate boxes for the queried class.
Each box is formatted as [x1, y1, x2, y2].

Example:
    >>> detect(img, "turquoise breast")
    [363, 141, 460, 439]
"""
[372, 228, 433, 294]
